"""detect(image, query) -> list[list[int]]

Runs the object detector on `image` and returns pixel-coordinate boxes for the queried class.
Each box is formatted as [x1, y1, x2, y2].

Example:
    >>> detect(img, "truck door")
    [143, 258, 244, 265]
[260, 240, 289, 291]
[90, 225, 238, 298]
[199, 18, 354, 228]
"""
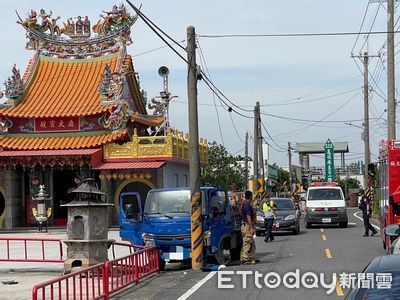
[208, 190, 231, 249]
[119, 192, 143, 245]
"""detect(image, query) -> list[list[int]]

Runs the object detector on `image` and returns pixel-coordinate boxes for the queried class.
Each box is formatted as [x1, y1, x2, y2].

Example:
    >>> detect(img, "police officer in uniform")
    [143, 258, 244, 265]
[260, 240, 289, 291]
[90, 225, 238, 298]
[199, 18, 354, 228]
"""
[359, 189, 377, 237]
[262, 197, 276, 242]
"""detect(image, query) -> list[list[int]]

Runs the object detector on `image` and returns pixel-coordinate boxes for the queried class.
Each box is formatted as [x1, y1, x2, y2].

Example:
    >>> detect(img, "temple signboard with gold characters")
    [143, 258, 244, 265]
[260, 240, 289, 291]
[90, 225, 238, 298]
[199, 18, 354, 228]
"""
[0, 4, 207, 229]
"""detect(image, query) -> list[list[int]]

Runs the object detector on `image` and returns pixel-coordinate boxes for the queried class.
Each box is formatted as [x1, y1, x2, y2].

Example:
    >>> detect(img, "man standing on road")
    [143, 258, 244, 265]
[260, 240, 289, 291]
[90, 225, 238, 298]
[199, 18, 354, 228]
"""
[359, 189, 377, 237]
[240, 191, 256, 264]
[262, 197, 276, 242]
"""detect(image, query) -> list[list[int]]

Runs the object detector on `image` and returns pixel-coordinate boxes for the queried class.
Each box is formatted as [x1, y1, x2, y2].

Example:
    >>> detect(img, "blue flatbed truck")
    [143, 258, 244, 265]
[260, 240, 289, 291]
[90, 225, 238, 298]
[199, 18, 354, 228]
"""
[119, 187, 242, 270]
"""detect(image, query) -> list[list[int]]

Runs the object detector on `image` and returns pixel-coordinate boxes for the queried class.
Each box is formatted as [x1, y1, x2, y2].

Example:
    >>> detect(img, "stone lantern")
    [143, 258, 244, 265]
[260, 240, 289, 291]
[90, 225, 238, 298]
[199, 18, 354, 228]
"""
[32, 185, 52, 232]
[62, 178, 114, 273]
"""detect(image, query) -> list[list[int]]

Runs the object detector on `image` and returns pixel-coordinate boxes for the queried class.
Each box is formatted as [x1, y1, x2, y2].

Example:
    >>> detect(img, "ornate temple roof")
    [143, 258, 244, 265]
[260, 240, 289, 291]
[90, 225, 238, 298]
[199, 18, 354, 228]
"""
[0, 54, 120, 118]
[0, 130, 128, 150]
[0, 4, 165, 153]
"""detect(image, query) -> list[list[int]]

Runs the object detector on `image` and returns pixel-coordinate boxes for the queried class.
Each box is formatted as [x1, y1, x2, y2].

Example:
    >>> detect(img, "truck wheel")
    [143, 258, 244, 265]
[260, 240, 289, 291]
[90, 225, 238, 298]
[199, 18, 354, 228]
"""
[159, 259, 166, 271]
[339, 222, 348, 228]
[306, 222, 312, 229]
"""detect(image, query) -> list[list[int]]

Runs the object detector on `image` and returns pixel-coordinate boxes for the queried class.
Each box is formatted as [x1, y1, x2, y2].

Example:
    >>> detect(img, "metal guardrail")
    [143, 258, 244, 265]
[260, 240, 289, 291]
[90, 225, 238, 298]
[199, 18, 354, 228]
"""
[32, 263, 106, 300]
[0, 237, 64, 263]
[32, 246, 159, 300]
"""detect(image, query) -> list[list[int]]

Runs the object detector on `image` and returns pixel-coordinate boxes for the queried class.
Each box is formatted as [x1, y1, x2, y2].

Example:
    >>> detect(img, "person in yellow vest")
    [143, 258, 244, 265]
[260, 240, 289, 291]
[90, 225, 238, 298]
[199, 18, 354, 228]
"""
[262, 197, 276, 242]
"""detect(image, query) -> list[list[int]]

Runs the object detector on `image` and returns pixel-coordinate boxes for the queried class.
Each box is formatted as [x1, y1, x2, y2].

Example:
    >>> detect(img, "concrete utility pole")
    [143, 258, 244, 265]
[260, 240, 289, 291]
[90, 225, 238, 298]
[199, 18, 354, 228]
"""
[388, 0, 396, 139]
[363, 52, 371, 187]
[351, 52, 379, 186]
[258, 112, 265, 190]
[253, 102, 259, 194]
[187, 26, 202, 270]
[288, 142, 293, 193]
[245, 131, 249, 190]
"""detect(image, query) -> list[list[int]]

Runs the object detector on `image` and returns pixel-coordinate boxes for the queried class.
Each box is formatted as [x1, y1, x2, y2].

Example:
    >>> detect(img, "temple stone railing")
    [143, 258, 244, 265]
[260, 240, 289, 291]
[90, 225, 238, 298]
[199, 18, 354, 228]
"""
[103, 128, 208, 164]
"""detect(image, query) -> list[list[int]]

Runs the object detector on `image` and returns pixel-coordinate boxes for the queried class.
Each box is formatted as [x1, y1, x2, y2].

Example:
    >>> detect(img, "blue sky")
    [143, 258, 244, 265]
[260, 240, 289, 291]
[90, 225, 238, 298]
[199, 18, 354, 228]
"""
[0, 0, 394, 167]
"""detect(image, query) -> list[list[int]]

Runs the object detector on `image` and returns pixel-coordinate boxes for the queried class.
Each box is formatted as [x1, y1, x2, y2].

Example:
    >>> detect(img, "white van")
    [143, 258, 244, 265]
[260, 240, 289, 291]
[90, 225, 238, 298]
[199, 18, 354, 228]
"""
[305, 183, 348, 228]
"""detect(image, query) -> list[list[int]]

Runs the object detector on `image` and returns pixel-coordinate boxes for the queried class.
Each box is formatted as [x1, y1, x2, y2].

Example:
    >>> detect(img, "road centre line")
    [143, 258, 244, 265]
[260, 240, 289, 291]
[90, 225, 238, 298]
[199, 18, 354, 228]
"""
[320, 228, 324, 233]
[322, 235, 327, 241]
[353, 211, 380, 231]
[335, 275, 344, 296]
[177, 271, 217, 300]
[325, 248, 332, 259]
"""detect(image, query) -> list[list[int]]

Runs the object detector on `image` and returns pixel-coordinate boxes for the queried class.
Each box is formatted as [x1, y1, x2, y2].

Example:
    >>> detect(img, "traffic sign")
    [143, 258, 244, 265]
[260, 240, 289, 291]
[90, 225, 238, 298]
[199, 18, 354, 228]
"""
[324, 139, 335, 182]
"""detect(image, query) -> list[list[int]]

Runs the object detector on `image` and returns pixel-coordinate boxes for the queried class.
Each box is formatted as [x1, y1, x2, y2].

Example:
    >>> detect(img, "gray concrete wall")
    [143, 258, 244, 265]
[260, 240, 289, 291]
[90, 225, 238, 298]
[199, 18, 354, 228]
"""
[162, 161, 189, 188]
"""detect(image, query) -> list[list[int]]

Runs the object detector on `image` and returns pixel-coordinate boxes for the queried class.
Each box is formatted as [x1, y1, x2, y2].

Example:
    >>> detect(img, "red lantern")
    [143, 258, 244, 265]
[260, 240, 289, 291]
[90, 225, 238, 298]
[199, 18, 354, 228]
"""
[99, 174, 105, 180]
[139, 172, 144, 179]
[105, 173, 112, 180]
[112, 173, 118, 180]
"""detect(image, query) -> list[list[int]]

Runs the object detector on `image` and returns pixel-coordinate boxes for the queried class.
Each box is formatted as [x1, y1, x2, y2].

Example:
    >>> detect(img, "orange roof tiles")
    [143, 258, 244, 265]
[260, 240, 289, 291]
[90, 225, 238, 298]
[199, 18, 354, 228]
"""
[0, 130, 128, 150]
[0, 54, 120, 118]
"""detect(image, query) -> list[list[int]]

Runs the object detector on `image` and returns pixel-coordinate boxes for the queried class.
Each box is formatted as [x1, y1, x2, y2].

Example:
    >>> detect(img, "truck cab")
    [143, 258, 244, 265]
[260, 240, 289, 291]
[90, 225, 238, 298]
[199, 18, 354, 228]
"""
[119, 187, 242, 269]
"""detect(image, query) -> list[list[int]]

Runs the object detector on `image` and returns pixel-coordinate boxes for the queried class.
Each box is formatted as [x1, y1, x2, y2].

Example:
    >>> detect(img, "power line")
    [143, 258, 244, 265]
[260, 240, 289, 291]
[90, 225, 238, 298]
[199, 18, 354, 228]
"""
[196, 37, 225, 146]
[273, 92, 361, 137]
[133, 40, 186, 57]
[351, 1, 370, 53]
[260, 119, 286, 152]
[198, 30, 400, 39]
[229, 113, 245, 144]
[359, 2, 381, 52]
[260, 87, 361, 107]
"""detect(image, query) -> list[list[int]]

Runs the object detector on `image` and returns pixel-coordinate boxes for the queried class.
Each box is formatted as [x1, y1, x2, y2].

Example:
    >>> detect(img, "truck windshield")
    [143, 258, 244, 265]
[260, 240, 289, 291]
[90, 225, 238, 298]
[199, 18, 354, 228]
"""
[144, 190, 190, 215]
[307, 188, 342, 200]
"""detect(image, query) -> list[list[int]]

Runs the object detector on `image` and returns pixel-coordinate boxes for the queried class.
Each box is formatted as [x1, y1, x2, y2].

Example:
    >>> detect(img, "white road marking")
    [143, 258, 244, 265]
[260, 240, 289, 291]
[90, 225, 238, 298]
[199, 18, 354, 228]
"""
[348, 222, 357, 226]
[353, 211, 380, 231]
[177, 271, 217, 300]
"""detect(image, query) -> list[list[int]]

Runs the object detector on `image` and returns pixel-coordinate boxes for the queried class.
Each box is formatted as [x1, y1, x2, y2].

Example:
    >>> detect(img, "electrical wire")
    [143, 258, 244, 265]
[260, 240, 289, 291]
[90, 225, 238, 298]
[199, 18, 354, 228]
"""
[259, 87, 361, 107]
[229, 113, 245, 144]
[197, 30, 400, 39]
[133, 40, 186, 57]
[273, 92, 361, 137]
[196, 37, 225, 146]
[359, 3, 381, 52]
[351, 1, 370, 54]
[260, 119, 286, 151]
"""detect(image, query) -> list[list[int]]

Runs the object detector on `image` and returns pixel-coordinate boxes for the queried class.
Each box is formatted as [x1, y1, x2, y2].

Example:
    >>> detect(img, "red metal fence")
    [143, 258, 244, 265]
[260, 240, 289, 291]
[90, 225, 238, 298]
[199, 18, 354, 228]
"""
[0, 237, 64, 263]
[32, 246, 159, 300]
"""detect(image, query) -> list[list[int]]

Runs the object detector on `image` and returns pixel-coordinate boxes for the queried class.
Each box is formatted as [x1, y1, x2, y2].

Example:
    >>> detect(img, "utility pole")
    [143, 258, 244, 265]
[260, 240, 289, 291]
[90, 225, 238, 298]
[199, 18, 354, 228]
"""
[351, 52, 379, 187]
[245, 131, 249, 190]
[363, 52, 371, 187]
[288, 142, 293, 193]
[258, 111, 264, 193]
[388, 0, 396, 139]
[187, 26, 202, 270]
[253, 102, 259, 195]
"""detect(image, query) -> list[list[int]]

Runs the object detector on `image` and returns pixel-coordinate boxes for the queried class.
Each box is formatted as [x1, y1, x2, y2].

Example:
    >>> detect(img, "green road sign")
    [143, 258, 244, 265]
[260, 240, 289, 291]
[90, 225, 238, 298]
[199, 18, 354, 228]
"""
[324, 139, 335, 182]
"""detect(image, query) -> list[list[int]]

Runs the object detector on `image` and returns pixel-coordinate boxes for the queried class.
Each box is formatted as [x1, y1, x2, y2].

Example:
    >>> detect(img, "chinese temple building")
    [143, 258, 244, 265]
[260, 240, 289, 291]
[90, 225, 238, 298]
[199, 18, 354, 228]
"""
[0, 5, 207, 228]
